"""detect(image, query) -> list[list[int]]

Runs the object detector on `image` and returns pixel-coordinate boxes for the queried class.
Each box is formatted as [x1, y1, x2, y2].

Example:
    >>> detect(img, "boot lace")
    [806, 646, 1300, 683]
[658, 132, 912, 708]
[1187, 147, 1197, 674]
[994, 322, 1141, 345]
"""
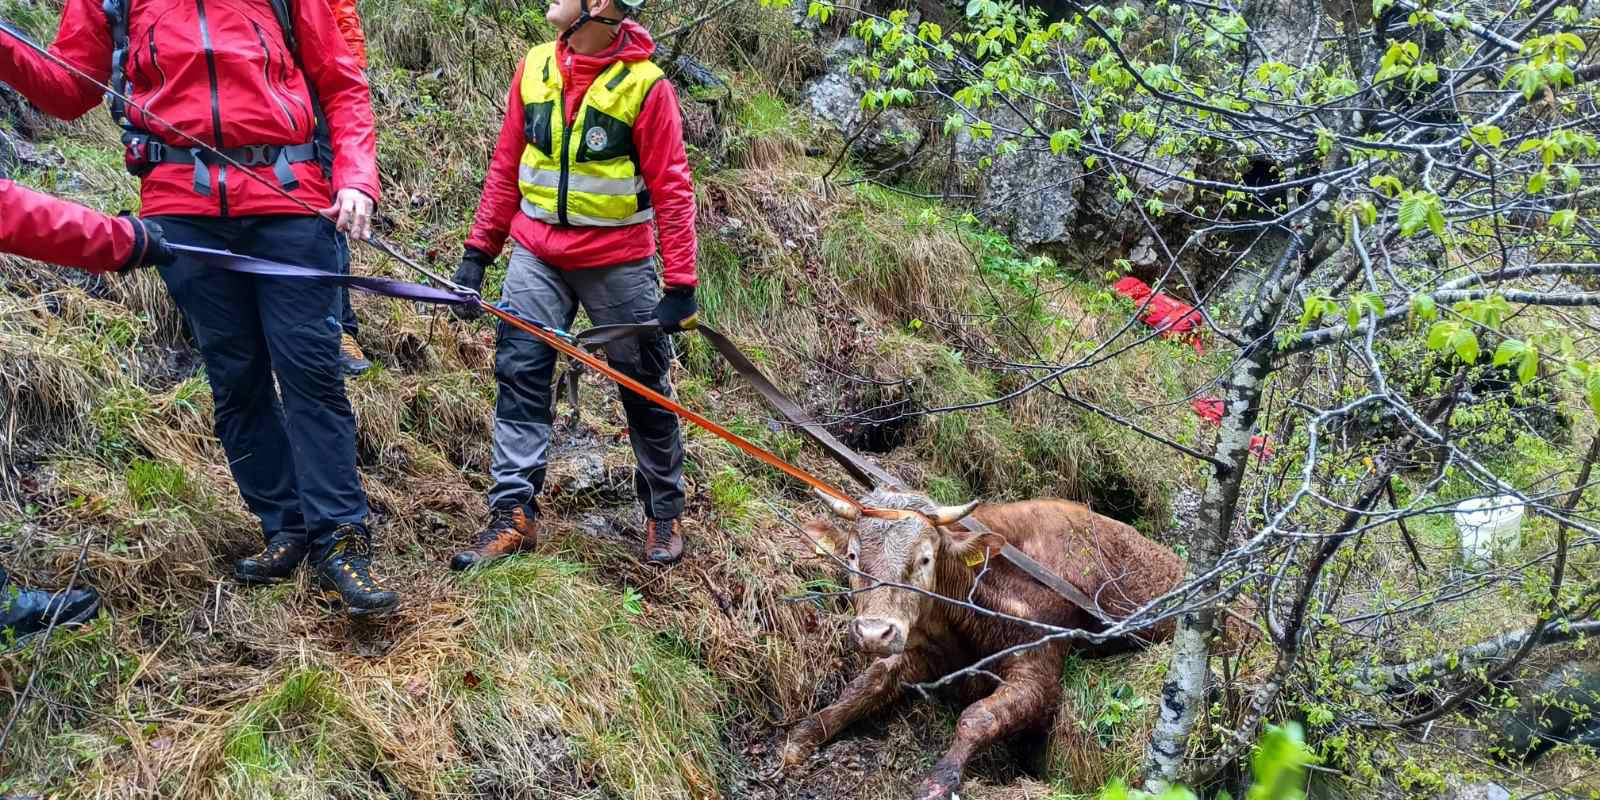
[475, 506, 523, 547]
[340, 335, 367, 361]
[329, 527, 383, 589]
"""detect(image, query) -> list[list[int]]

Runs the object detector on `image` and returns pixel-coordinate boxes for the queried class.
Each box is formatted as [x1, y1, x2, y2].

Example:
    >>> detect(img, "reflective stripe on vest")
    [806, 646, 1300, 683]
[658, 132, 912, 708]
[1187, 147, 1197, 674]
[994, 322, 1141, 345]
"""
[516, 42, 663, 228]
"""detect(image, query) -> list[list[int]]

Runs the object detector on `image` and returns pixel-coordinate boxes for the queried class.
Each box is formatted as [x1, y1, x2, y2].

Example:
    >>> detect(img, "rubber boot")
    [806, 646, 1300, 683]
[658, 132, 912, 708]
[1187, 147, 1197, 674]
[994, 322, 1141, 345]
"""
[1, 582, 100, 649]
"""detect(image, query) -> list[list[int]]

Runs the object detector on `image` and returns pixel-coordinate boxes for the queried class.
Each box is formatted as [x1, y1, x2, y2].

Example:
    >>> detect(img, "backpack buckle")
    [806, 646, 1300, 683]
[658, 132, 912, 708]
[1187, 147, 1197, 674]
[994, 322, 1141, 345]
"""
[240, 145, 273, 167]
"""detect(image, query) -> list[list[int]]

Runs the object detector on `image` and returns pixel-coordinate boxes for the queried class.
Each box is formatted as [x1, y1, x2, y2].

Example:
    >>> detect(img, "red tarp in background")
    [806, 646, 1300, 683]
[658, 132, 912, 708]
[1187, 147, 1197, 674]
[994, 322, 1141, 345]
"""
[1111, 276, 1206, 354]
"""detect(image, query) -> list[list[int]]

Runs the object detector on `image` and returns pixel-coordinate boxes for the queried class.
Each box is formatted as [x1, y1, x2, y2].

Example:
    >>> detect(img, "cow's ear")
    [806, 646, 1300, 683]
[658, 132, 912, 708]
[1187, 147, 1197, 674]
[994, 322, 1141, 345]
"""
[946, 528, 1007, 566]
[802, 517, 851, 558]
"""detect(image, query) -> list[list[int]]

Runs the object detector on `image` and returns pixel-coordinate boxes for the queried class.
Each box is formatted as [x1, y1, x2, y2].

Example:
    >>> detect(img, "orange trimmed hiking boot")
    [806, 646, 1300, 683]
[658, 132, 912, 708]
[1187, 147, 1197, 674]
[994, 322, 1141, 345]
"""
[643, 517, 685, 565]
[315, 524, 399, 618]
[450, 503, 538, 571]
[340, 333, 371, 376]
[235, 531, 309, 585]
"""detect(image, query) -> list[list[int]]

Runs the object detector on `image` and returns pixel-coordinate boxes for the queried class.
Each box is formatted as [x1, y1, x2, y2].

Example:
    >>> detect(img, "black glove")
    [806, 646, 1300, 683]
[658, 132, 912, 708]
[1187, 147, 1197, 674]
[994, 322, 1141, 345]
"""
[117, 215, 176, 273]
[450, 247, 493, 321]
[655, 285, 698, 333]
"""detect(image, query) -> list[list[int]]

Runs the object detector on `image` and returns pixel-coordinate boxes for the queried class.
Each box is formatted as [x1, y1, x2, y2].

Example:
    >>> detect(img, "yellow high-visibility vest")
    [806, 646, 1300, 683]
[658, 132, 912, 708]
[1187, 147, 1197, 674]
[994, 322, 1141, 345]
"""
[517, 42, 663, 227]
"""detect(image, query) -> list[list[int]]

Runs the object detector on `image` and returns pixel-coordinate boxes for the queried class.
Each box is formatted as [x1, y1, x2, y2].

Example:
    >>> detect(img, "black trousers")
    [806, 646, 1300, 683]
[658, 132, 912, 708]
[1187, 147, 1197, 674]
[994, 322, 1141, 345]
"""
[152, 214, 368, 564]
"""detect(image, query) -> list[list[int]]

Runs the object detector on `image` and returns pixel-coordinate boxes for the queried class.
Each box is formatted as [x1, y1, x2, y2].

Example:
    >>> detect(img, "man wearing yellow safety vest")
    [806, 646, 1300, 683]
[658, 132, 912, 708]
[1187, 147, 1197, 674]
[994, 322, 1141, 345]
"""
[450, 0, 697, 568]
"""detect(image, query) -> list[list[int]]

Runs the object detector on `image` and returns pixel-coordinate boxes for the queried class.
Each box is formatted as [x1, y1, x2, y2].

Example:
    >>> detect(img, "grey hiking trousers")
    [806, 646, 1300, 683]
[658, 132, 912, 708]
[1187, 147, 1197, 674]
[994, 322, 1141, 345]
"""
[489, 244, 685, 520]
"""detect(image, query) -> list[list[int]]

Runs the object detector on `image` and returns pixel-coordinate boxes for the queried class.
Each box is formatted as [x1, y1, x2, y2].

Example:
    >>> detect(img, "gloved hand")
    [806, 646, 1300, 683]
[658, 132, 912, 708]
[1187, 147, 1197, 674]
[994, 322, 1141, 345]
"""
[117, 215, 177, 273]
[450, 247, 493, 321]
[655, 285, 698, 333]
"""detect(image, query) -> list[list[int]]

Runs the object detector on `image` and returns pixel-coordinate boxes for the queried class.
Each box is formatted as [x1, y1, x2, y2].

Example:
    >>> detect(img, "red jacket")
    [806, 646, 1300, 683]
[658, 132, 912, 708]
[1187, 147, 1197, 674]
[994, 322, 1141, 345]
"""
[328, 0, 368, 69]
[466, 21, 698, 288]
[1, 180, 142, 272]
[0, 0, 380, 218]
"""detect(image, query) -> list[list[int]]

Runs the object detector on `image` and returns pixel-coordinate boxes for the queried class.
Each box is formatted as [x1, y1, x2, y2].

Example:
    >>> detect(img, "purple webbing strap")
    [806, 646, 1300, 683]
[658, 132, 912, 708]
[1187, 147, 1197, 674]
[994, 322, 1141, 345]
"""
[170, 243, 476, 306]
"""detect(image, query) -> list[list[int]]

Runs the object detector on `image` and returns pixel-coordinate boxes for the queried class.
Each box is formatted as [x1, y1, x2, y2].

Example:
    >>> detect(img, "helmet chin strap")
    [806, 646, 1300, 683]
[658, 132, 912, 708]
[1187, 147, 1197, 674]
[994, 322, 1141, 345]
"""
[560, 0, 623, 42]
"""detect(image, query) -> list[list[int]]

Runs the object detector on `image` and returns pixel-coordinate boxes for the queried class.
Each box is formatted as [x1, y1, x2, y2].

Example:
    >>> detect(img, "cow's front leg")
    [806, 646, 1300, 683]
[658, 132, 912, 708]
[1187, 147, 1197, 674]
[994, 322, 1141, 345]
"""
[915, 668, 1060, 800]
[783, 649, 934, 766]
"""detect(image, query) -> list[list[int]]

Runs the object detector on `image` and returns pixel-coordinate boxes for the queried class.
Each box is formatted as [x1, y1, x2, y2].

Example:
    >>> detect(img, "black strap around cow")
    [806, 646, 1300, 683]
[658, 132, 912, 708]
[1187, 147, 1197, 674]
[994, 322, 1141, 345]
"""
[571, 321, 1113, 624]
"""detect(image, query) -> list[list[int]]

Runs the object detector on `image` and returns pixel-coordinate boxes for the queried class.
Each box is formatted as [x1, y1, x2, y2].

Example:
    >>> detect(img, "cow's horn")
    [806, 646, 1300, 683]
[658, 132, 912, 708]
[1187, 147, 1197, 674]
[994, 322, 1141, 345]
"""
[927, 500, 980, 526]
[813, 487, 860, 520]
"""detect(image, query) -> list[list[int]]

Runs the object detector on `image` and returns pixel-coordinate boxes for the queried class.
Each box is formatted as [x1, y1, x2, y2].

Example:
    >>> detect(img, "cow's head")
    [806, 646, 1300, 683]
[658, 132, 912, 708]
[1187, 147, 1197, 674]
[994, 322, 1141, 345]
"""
[805, 488, 999, 656]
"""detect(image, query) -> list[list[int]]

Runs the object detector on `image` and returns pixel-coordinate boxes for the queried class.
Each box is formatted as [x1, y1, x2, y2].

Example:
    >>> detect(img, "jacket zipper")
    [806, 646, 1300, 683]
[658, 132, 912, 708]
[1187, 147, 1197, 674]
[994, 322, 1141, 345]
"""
[148, 29, 167, 104]
[253, 23, 298, 131]
[556, 88, 570, 226]
[194, 0, 227, 213]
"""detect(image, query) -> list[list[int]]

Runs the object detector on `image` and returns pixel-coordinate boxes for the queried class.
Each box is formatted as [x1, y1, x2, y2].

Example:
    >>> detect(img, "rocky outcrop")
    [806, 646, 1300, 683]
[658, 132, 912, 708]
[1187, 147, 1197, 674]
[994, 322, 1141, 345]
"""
[802, 37, 925, 172]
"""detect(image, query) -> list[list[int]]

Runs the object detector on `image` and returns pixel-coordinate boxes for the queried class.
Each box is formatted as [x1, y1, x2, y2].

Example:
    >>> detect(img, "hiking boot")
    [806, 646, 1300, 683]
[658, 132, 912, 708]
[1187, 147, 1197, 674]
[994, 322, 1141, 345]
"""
[340, 334, 372, 377]
[235, 531, 308, 585]
[450, 503, 538, 571]
[643, 517, 685, 565]
[1, 583, 100, 649]
[316, 524, 398, 617]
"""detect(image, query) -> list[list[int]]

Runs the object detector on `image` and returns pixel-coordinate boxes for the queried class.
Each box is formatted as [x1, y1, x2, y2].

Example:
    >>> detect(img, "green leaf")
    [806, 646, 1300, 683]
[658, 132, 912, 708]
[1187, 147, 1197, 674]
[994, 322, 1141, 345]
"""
[1427, 320, 1455, 351]
[1493, 338, 1526, 367]
[1410, 294, 1438, 322]
[1587, 368, 1600, 419]
[1451, 329, 1480, 364]
[1470, 124, 1505, 148]
[1552, 208, 1577, 234]
[1519, 348, 1539, 385]
[1369, 174, 1403, 197]
[1398, 191, 1442, 237]
[1528, 170, 1549, 193]
[965, 0, 982, 16]
[1347, 292, 1386, 330]
[1049, 128, 1081, 155]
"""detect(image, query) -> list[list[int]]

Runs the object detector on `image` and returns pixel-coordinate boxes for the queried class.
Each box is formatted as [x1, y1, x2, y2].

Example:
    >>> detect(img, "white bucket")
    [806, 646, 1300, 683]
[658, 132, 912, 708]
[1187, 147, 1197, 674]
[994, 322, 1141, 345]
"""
[1455, 495, 1525, 565]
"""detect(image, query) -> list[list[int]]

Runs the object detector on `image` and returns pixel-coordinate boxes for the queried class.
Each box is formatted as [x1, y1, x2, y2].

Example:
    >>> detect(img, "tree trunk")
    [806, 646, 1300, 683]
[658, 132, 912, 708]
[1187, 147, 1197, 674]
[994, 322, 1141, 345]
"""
[1141, 234, 1307, 787]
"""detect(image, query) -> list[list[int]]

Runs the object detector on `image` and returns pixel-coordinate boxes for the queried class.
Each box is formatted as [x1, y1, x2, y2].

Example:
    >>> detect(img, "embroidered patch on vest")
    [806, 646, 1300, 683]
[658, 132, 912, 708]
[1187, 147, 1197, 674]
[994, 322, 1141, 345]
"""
[584, 126, 609, 152]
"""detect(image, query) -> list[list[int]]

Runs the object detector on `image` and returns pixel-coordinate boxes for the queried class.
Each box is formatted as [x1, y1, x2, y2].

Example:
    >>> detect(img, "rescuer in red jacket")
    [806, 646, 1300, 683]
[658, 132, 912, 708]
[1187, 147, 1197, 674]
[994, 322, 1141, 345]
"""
[448, 0, 699, 569]
[0, 178, 174, 272]
[0, 0, 398, 617]
[0, 178, 172, 648]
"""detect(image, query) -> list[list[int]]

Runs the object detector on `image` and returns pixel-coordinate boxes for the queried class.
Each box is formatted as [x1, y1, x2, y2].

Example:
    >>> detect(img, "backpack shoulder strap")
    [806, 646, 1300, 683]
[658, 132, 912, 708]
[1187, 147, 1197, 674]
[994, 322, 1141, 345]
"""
[264, 0, 333, 167]
[267, 0, 298, 53]
[102, 0, 133, 129]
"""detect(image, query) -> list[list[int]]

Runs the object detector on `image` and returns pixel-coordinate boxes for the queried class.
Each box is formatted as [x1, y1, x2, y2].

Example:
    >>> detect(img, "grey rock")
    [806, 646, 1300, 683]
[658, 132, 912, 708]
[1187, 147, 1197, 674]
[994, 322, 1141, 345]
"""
[1433, 780, 1511, 800]
[948, 108, 1082, 247]
[802, 37, 924, 172]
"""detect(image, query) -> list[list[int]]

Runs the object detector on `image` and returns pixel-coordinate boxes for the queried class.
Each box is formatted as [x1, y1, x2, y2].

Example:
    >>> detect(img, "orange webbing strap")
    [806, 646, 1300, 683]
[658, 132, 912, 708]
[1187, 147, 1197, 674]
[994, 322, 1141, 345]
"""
[533, 311, 1114, 621]
[574, 321, 907, 491]
[479, 302, 864, 510]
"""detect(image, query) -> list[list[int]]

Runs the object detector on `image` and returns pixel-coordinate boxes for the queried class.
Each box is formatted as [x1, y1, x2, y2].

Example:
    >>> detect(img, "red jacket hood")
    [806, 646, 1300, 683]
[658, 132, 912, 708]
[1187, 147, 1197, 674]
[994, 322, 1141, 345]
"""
[555, 19, 657, 89]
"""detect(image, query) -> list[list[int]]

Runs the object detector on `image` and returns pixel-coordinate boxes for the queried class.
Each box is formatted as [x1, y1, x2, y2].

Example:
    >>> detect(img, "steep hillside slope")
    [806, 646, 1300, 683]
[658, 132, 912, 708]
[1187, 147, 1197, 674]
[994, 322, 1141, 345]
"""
[0, 1, 1215, 797]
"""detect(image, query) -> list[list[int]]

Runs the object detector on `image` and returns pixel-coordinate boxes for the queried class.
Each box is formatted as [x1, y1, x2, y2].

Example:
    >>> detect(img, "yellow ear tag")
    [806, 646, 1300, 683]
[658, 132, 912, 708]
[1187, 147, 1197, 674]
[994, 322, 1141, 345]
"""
[963, 547, 990, 568]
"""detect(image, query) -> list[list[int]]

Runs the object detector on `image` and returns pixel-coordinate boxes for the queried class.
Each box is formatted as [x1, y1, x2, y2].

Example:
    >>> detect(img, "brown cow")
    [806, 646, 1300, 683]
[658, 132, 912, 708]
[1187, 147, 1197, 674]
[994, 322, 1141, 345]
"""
[781, 488, 1192, 799]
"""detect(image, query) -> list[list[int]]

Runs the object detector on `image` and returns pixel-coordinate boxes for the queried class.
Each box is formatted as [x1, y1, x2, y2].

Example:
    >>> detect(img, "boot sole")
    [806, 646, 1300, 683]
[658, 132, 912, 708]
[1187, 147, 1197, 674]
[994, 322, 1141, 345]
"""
[320, 590, 399, 618]
[235, 571, 295, 586]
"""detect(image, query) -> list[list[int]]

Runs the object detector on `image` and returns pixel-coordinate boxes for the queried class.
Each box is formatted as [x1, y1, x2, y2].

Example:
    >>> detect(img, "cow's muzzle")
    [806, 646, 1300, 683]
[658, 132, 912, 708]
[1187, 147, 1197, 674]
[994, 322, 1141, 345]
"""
[850, 617, 906, 654]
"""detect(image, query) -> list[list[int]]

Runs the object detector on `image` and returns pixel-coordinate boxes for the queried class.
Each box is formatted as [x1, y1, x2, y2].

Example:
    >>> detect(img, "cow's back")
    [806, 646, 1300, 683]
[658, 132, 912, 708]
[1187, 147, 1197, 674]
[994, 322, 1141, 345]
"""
[969, 499, 1186, 642]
